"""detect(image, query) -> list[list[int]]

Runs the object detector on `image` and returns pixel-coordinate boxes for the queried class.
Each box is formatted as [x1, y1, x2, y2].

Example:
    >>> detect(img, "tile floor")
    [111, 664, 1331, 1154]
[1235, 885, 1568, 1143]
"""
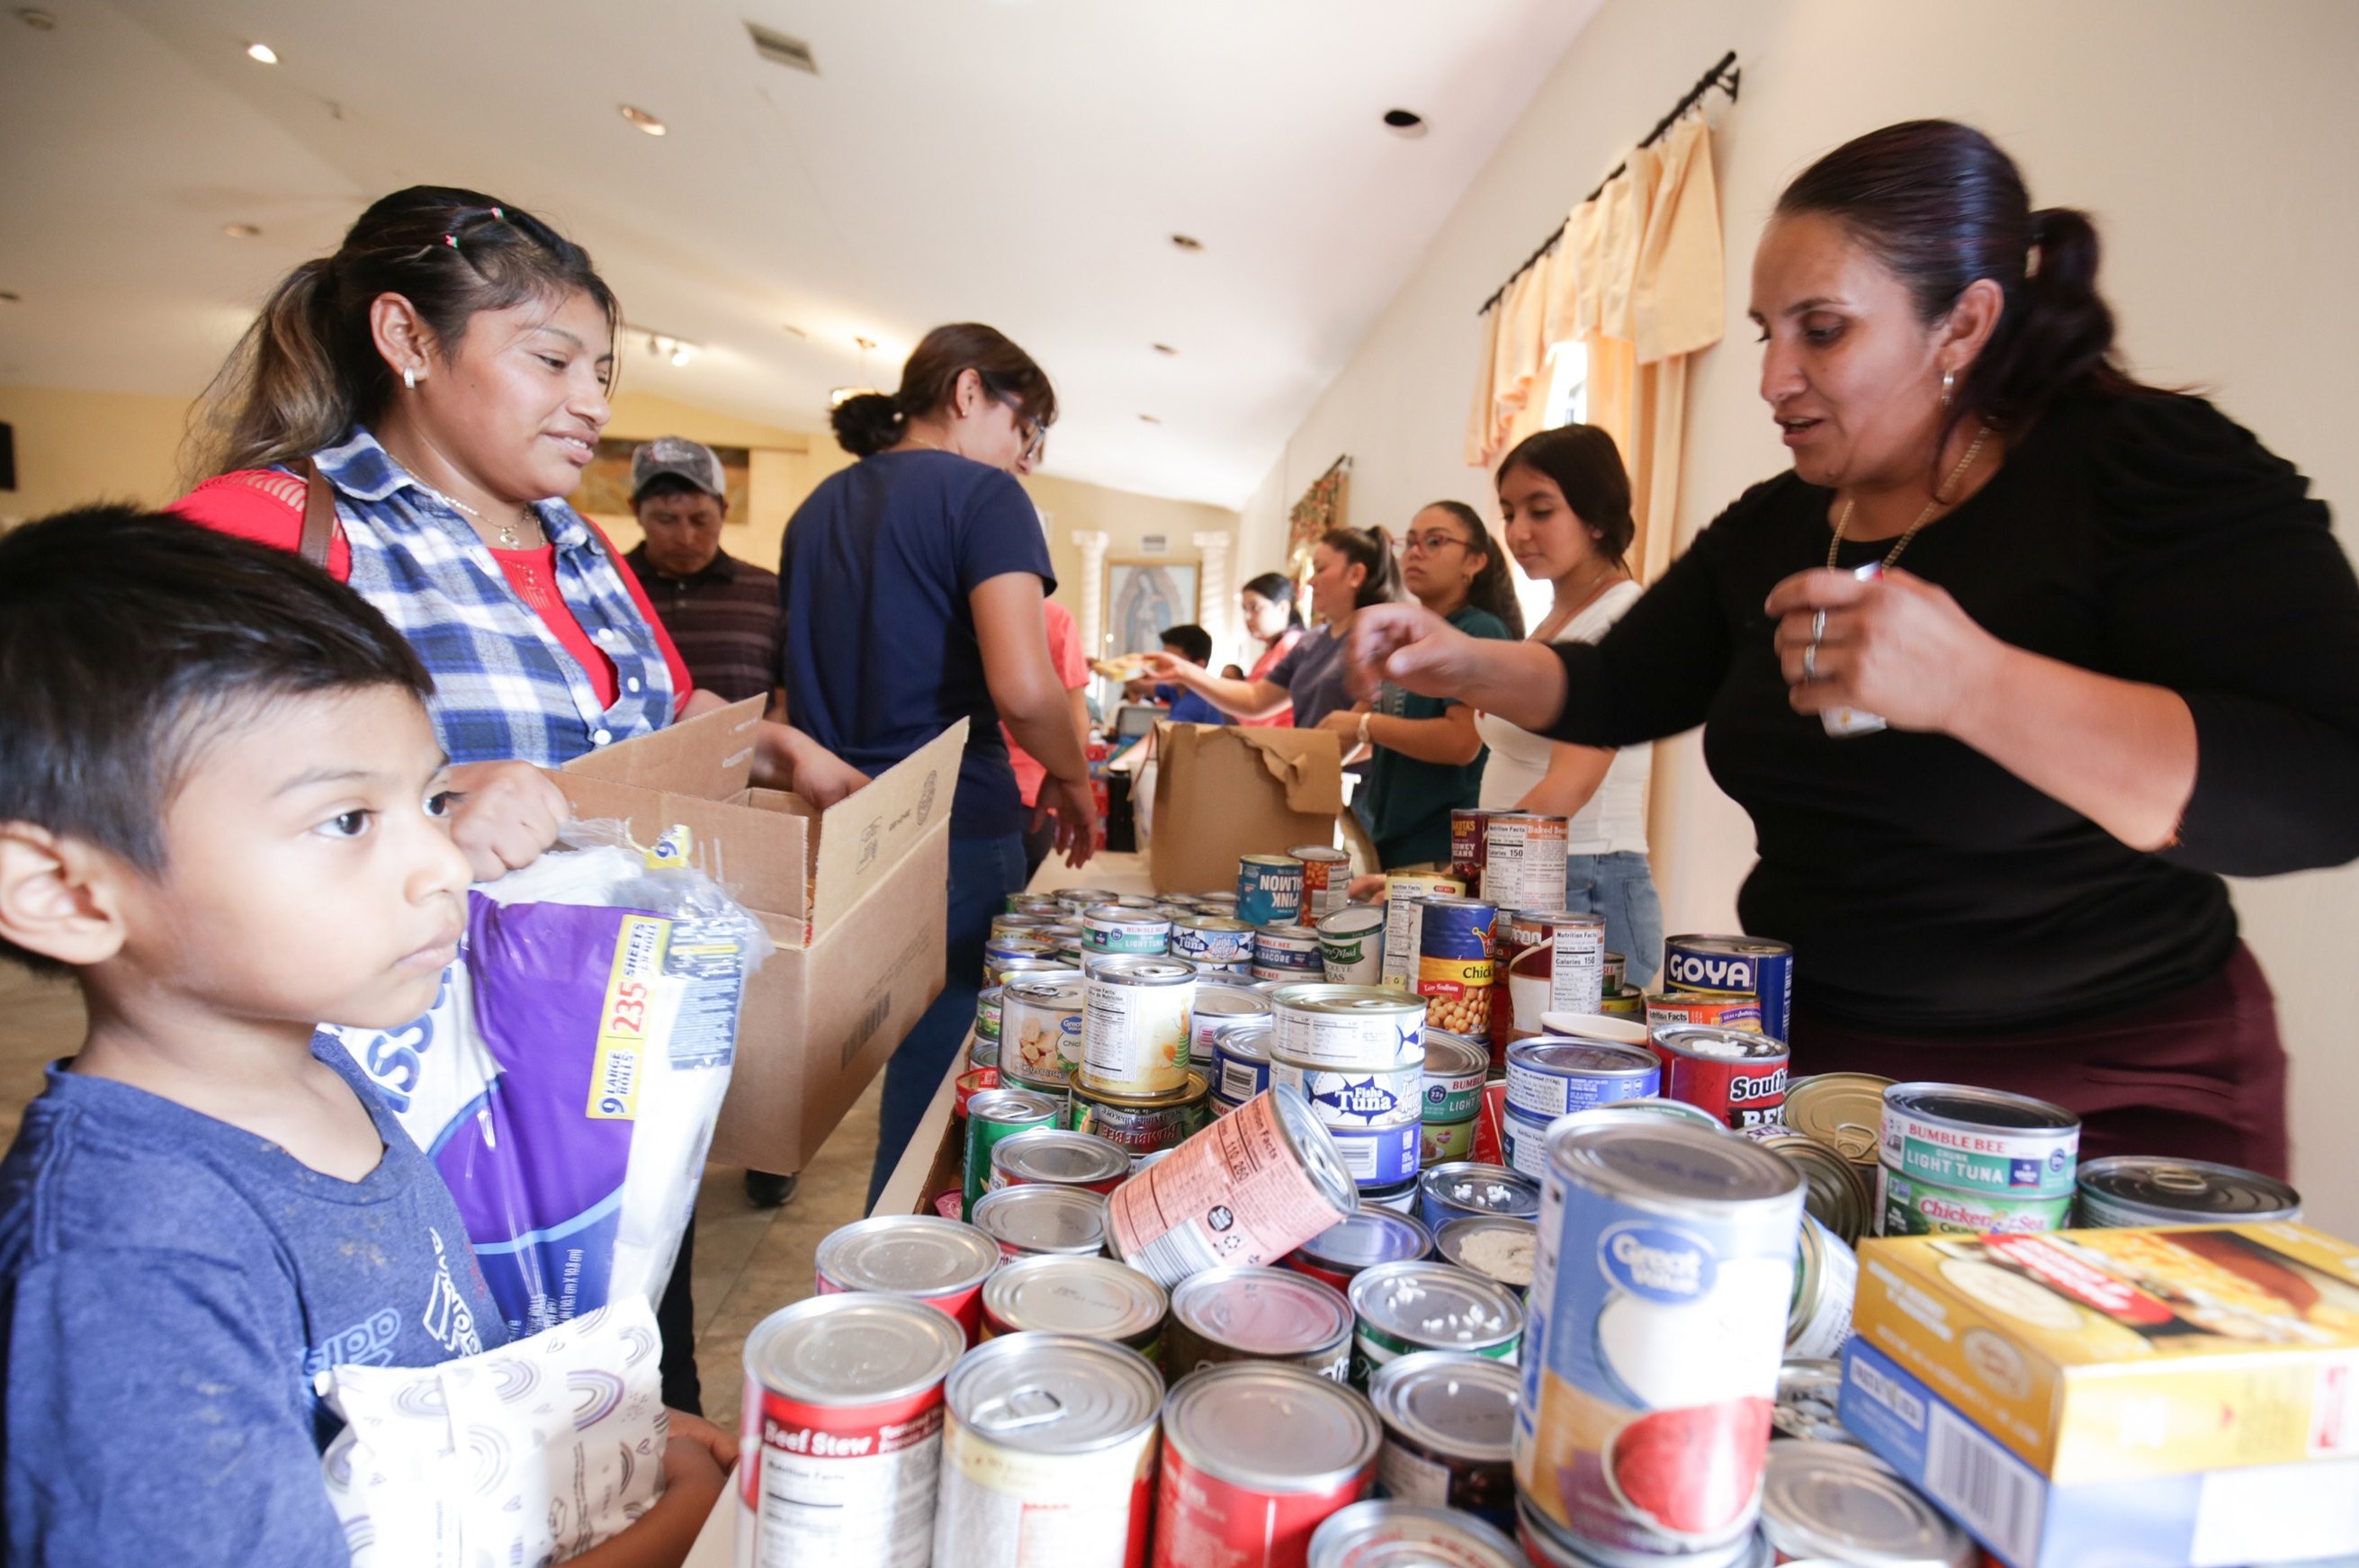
[0, 964, 880, 1438]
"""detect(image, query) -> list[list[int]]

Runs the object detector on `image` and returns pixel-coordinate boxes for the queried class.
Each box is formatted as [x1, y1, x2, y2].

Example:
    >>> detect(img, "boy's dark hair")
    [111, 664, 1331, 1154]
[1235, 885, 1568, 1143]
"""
[1159, 623, 1215, 667]
[0, 507, 434, 974]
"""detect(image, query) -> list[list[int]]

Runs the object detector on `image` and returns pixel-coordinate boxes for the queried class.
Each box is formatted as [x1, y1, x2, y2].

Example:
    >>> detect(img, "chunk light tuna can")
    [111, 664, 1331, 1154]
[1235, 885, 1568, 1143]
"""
[1504, 1039, 1663, 1121]
[1347, 1260, 1522, 1388]
[1661, 935, 1793, 1044]
[1878, 1081, 2079, 1198]
[2074, 1155, 2301, 1226]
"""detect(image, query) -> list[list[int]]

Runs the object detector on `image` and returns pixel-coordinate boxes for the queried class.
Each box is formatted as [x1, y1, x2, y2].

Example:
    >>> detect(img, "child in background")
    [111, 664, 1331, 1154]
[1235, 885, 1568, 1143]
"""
[0, 510, 731, 1568]
[1146, 623, 1227, 725]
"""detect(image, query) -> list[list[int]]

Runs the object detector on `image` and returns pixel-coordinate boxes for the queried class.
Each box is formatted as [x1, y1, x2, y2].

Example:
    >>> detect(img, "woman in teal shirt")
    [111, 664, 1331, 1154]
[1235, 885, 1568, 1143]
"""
[1319, 503, 1522, 866]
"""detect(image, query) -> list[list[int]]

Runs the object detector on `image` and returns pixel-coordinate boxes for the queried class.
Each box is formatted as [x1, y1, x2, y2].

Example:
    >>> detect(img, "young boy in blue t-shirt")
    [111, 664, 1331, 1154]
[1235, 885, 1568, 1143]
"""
[0, 509, 731, 1566]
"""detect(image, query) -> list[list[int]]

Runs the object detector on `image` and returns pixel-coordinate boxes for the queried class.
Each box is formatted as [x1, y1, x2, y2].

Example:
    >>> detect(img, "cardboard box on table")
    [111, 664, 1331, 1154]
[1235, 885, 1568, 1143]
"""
[551, 698, 964, 1174]
[1145, 722, 1343, 894]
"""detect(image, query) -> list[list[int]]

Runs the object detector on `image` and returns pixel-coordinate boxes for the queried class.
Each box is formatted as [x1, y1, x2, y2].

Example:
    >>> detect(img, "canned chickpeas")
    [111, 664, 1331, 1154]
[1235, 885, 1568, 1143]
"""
[1414, 896, 1497, 1040]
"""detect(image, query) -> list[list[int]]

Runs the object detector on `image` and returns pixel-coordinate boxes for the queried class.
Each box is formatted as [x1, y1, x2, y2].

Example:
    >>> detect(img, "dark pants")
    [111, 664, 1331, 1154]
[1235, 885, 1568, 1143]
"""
[655, 1214, 700, 1414]
[866, 831, 1028, 1209]
[1790, 942, 2289, 1178]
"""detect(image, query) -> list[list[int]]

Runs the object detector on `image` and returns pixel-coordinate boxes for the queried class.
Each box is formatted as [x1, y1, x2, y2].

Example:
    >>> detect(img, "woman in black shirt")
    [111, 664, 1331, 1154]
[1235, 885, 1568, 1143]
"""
[1349, 121, 2359, 1175]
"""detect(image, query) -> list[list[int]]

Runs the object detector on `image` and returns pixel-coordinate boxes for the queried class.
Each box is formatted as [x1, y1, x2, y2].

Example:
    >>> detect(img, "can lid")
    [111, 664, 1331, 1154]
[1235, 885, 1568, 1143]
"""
[1004, 976, 1088, 1007]
[1213, 1021, 1274, 1062]
[1650, 1024, 1784, 1062]
[1171, 1263, 1351, 1353]
[1084, 902, 1169, 924]
[992, 1128, 1132, 1186]
[966, 1088, 1063, 1124]
[1433, 1215, 1537, 1291]
[1269, 1084, 1360, 1223]
[1307, 1501, 1523, 1568]
[1419, 1032, 1489, 1080]
[982, 1255, 1167, 1340]
[1556, 1096, 1726, 1133]
[946, 1333, 1162, 1452]
[1175, 914, 1254, 935]
[1772, 1357, 1855, 1445]
[1760, 1443, 1969, 1566]
[1074, 1070, 1211, 1112]
[1296, 1205, 1433, 1271]
[1534, 1012, 1651, 1046]
[1419, 1162, 1541, 1219]
[1290, 844, 1350, 863]
[1744, 1128, 1872, 1245]
[1348, 1261, 1523, 1352]
[814, 1215, 1000, 1296]
[742, 1292, 965, 1407]
[1508, 1039, 1661, 1080]
[1548, 1119, 1802, 1213]
[1368, 1350, 1518, 1462]
[1163, 1362, 1381, 1492]
[1782, 1073, 1891, 1166]
[1883, 1081, 2079, 1135]
[2074, 1156, 2301, 1220]
[1087, 955, 1195, 986]
[1317, 903, 1389, 937]
[1664, 934, 1793, 959]
[970, 1184, 1108, 1254]
[1195, 982, 1273, 1019]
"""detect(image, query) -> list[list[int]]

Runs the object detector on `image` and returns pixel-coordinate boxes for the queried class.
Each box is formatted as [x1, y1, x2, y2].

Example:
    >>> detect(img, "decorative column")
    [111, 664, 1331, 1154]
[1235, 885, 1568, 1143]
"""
[1193, 530, 1235, 667]
[1071, 530, 1110, 657]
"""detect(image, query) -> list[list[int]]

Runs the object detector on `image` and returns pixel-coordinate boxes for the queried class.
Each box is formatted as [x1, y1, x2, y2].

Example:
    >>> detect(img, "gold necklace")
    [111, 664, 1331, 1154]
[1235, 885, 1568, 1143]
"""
[1826, 424, 1992, 571]
[429, 484, 539, 549]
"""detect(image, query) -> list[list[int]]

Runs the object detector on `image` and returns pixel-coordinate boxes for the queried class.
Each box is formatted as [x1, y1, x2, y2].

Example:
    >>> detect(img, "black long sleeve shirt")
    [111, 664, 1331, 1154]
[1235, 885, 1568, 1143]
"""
[1547, 391, 2359, 1033]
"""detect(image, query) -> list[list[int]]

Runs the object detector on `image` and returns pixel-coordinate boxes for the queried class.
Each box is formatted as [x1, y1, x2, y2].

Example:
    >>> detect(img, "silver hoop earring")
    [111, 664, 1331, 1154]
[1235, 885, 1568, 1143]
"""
[1940, 369, 1955, 409]
[403, 366, 417, 390]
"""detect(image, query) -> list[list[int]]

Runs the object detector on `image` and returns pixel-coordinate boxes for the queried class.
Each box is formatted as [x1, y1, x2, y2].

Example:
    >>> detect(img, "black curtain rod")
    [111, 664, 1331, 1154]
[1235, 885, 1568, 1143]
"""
[1476, 49, 1740, 316]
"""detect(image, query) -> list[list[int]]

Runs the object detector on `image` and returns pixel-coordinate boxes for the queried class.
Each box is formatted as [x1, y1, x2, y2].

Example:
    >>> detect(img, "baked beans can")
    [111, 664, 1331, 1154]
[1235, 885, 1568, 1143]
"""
[1743, 1125, 1874, 1246]
[1270, 983, 1427, 1071]
[1081, 904, 1171, 957]
[814, 1216, 1002, 1345]
[1189, 981, 1272, 1058]
[1154, 1363, 1382, 1568]
[1420, 1031, 1489, 1123]
[1875, 1167, 2075, 1237]
[1504, 1038, 1662, 1121]
[1292, 844, 1351, 923]
[738, 1292, 966, 1568]
[1662, 934, 1794, 1044]
[1170, 913, 1256, 969]
[1310, 1501, 1524, 1568]
[978, 1254, 1167, 1358]
[1209, 1020, 1275, 1103]
[1418, 1161, 1539, 1235]
[1317, 903, 1389, 985]
[1166, 1262, 1356, 1381]
[1285, 1205, 1433, 1294]
[1105, 1086, 1358, 1286]
[1518, 1119, 1802, 1564]
[1000, 976, 1086, 1088]
[931, 1334, 1162, 1568]
[1413, 896, 1496, 1041]
[1253, 923, 1326, 981]
[1449, 808, 1495, 891]
[964, 1087, 1063, 1219]
[1878, 1081, 2079, 1197]
[1478, 811, 1569, 913]
[1368, 1352, 1520, 1532]
[1780, 1071, 1891, 1175]
[970, 1183, 1108, 1261]
[1347, 1260, 1521, 1388]
[1270, 1050, 1426, 1189]
[1238, 854, 1306, 927]
[988, 1128, 1132, 1195]
[2073, 1154, 2302, 1226]
[1651, 1023, 1790, 1130]
[1758, 1442, 1974, 1567]
[1069, 1071, 1211, 1168]
[1081, 955, 1196, 1097]
[1378, 873, 1465, 991]
[1786, 1211, 1858, 1360]
[1433, 1215, 1538, 1298]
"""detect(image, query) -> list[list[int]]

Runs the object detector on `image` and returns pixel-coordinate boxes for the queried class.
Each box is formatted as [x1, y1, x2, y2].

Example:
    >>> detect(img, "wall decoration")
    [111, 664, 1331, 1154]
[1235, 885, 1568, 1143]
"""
[1104, 560, 1201, 659]
[573, 438, 752, 521]
[1287, 455, 1350, 575]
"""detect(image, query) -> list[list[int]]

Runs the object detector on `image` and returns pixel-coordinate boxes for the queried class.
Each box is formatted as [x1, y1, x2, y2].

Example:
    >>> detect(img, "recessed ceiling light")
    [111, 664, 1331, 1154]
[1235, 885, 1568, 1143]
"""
[245, 41, 278, 64]
[1169, 234, 1203, 253]
[1152, 343, 1178, 357]
[1383, 108, 1427, 137]
[1138, 414, 1162, 425]
[222, 222, 261, 239]
[619, 104, 667, 136]
[15, 9, 57, 31]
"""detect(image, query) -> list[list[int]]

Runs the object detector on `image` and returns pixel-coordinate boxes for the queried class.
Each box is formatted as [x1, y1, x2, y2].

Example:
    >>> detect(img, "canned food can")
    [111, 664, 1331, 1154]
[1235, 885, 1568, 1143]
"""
[1359, 1175, 1421, 1214]
[1496, 911, 1608, 1055]
[1255, 923, 1326, 976]
[988, 1128, 1132, 1195]
[737, 1293, 965, 1568]
[1238, 854, 1306, 927]
[1517, 1119, 1803, 1564]
[1105, 1086, 1358, 1286]
[1310, 1501, 1523, 1568]
[932, 1334, 1161, 1568]
[1271, 1050, 1426, 1187]
[1759, 1443, 1974, 1567]
[1188, 981, 1272, 1059]
[1081, 955, 1195, 1097]
[1413, 896, 1497, 1040]
[1081, 904, 1171, 956]
[1556, 1095, 1728, 1133]
[1786, 1212, 1858, 1360]
[975, 986, 1004, 1045]
[1008, 893, 1067, 918]
[1651, 1024, 1790, 1130]
[1069, 1071, 1212, 1168]
[1780, 1071, 1891, 1173]
[1418, 1161, 1540, 1236]
[1879, 1081, 2080, 1197]
[1433, 1214, 1538, 1298]
[1516, 1500, 1775, 1568]
[1420, 1118, 1475, 1164]
[1154, 1363, 1381, 1568]
[1271, 983, 1428, 1071]
[1378, 874, 1465, 991]
[1156, 900, 1205, 924]
[1170, 913, 1256, 969]
[991, 911, 1062, 936]
[964, 1087, 1063, 1219]
[1209, 1020, 1275, 1104]
[983, 935, 1057, 983]
[1643, 989, 1763, 1034]
[1292, 844, 1351, 924]
[2074, 1155, 2302, 1226]
[1662, 935, 1794, 1044]
[1193, 890, 1242, 916]
[1504, 1039, 1662, 1121]
[1368, 1353, 1520, 1532]
[1285, 1205, 1433, 1294]
[1317, 903, 1389, 985]
[955, 1067, 1002, 1115]
[991, 955, 1081, 992]
[814, 1216, 1002, 1345]
[1498, 1106, 1556, 1179]
[1597, 987, 1646, 1020]
[1449, 809, 1495, 891]
[1771, 1357, 1854, 1445]
[1054, 887, 1121, 918]
[1421, 1031, 1489, 1123]
[979, 1254, 1166, 1358]
[1602, 952, 1626, 992]
[969, 1183, 1108, 1260]
[1470, 1079, 1507, 1166]
[1166, 1262, 1355, 1381]
[1348, 1260, 1521, 1387]
[1478, 811, 1569, 914]
[1000, 977, 1086, 1086]
[1742, 1125, 1874, 1245]
[1876, 1167, 2075, 1236]
[968, 1035, 1000, 1071]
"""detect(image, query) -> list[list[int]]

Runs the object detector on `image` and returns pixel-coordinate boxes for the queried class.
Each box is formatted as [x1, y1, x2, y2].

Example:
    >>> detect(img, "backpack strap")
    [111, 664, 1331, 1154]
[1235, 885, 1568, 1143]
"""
[298, 457, 340, 569]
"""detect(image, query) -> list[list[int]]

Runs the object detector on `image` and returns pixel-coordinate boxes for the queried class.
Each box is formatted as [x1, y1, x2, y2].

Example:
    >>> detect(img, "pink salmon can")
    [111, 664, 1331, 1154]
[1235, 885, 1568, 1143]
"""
[1105, 1087, 1357, 1286]
[813, 1215, 1002, 1346]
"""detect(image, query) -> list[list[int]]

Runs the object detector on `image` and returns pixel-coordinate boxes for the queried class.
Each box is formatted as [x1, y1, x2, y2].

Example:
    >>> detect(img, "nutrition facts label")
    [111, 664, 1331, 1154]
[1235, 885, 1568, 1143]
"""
[932, 1417, 1150, 1568]
[753, 1408, 944, 1568]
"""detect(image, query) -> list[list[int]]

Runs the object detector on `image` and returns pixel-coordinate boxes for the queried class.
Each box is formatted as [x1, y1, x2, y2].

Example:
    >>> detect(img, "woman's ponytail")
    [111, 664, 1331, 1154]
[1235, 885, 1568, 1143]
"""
[1965, 207, 2130, 424]
[187, 258, 357, 483]
[830, 391, 906, 458]
[1322, 524, 1402, 611]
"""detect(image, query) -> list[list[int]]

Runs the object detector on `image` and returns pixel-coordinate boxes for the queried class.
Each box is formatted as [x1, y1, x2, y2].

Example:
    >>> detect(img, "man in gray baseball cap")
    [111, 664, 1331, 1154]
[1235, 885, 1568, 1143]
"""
[623, 436, 784, 709]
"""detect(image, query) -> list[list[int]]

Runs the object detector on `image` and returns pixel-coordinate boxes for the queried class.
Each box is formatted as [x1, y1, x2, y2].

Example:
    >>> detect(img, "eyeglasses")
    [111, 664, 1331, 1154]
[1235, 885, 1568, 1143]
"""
[1401, 530, 1473, 556]
[988, 385, 1047, 464]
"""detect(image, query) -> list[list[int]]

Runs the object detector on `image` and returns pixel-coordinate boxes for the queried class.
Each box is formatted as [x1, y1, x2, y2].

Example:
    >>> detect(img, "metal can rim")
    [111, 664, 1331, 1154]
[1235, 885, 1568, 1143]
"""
[1163, 1360, 1382, 1495]
[944, 1332, 1163, 1452]
[742, 1291, 966, 1408]
[1347, 1259, 1523, 1354]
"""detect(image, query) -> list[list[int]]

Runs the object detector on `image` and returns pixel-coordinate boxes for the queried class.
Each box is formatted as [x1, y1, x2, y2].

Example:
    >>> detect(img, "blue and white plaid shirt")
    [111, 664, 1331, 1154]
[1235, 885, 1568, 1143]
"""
[306, 426, 677, 768]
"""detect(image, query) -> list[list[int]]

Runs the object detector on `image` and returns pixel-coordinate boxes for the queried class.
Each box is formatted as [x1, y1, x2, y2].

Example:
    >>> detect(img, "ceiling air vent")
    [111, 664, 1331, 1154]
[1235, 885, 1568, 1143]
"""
[745, 22, 818, 75]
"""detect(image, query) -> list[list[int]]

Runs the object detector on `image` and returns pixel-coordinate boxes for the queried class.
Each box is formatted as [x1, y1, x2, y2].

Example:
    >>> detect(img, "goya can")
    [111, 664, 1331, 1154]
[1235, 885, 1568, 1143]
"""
[1209, 1020, 1275, 1105]
[1434, 1215, 1538, 1298]
[1285, 1205, 1434, 1294]
[1293, 844, 1351, 923]
[814, 1216, 1001, 1345]
[1876, 1167, 2075, 1236]
[964, 1087, 1062, 1219]
[1643, 989, 1763, 1034]
[1238, 854, 1306, 927]
[1758, 1442, 1973, 1568]
[979, 1254, 1166, 1358]
[1154, 1364, 1381, 1568]
[738, 1293, 965, 1568]
[1879, 1082, 2079, 1197]
[1189, 981, 1272, 1060]
[1379, 874, 1465, 991]
[1413, 896, 1497, 1041]
[1069, 1071, 1211, 1168]
[1651, 1024, 1790, 1131]
[1517, 1119, 1803, 1564]
[1478, 811, 1569, 914]
[1418, 1161, 1540, 1236]
[970, 1183, 1108, 1260]
[1449, 808, 1495, 891]
[931, 1334, 1161, 1568]
[1504, 1039, 1662, 1121]
[1661, 935, 1794, 1044]
[1786, 1211, 1858, 1360]
[1368, 1351, 1520, 1531]
[2074, 1155, 2301, 1227]
[1105, 1086, 1358, 1286]
[1081, 955, 1195, 1097]
[1171, 913, 1256, 969]
[1000, 976, 1086, 1087]
[1743, 1125, 1873, 1245]
[1270, 983, 1427, 1071]
[1310, 1502, 1523, 1568]
[1271, 1048, 1426, 1188]
[988, 1128, 1132, 1195]
[1348, 1260, 1522, 1387]
[1166, 1263, 1355, 1381]
[1318, 903, 1389, 985]
[1082, 904, 1171, 957]
[1253, 923, 1326, 981]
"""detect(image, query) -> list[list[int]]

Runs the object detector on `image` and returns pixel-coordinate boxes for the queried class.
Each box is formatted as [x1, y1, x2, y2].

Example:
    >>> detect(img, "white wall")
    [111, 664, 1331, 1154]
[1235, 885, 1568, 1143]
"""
[1240, 0, 2359, 1232]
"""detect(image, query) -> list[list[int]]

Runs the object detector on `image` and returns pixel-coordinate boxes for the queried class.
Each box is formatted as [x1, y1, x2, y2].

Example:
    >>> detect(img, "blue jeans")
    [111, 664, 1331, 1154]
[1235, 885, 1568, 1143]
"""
[867, 831, 1027, 1209]
[1564, 850, 1664, 991]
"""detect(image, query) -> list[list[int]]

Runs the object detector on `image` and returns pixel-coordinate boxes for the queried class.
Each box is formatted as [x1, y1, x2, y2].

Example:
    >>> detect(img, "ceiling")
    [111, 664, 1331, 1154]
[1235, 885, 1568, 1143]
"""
[0, 0, 1601, 507]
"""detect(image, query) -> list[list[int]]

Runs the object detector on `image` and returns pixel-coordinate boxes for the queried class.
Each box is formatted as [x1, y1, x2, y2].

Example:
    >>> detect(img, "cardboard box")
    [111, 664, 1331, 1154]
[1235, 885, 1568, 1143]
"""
[1852, 1223, 2359, 1484]
[1840, 1337, 2359, 1568]
[1146, 721, 1342, 893]
[553, 699, 965, 1174]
